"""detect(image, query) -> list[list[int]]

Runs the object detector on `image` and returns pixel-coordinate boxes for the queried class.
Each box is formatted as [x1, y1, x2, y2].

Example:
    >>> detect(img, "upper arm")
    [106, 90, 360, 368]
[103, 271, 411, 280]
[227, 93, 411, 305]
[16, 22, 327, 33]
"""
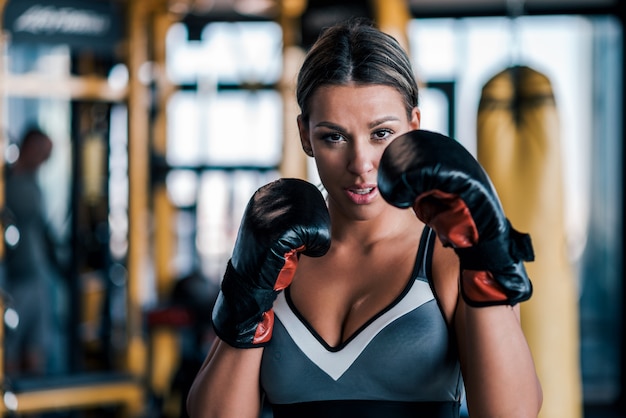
[187, 340, 264, 418]
[453, 297, 542, 417]
[430, 235, 541, 417]
[429, 237, 460, 326]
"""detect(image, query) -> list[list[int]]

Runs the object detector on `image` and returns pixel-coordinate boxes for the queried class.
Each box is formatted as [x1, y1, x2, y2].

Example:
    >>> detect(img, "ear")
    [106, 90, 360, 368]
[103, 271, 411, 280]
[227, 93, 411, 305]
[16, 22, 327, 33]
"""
[409, 107, 421, 130]
[297, 115, 314, 157]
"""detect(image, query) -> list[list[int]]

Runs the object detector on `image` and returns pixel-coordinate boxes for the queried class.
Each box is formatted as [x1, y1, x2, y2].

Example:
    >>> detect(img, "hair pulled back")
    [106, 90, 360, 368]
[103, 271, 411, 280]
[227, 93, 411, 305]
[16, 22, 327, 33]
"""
[296, 18, 419, 123]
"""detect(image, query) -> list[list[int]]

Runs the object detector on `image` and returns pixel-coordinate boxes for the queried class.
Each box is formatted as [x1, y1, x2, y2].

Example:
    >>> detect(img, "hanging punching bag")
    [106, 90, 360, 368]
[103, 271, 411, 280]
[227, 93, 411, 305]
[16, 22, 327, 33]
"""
[477, 66, 582, 418]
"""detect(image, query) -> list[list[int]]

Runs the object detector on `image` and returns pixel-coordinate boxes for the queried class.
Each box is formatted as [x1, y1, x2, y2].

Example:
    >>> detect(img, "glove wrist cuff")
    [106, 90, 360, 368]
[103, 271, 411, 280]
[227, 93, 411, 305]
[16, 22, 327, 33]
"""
[212, 260, 277, 348]
[455, 220, 534, 271]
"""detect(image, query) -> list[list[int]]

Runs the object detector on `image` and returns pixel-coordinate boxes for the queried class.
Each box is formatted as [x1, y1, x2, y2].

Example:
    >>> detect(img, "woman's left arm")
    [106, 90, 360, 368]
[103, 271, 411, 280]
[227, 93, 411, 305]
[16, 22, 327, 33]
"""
[455, 300, 543, 417]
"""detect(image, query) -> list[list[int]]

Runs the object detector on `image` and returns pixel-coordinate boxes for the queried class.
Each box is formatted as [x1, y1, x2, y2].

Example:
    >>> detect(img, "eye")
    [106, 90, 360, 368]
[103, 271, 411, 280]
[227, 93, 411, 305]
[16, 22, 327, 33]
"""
[321, 131, 346, 143]
[372, 128, 393, 141]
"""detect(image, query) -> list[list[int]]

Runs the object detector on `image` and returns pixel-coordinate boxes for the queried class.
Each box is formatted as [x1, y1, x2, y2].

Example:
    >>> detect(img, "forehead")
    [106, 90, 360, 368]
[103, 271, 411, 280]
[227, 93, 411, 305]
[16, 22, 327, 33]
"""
[308, 84, 407, 121]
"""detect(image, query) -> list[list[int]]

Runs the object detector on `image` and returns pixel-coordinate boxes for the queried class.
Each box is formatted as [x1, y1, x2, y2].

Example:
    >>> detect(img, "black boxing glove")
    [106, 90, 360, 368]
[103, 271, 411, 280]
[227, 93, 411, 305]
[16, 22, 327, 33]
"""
[378, 129, 533, 307]
[212, 178, 331, 347]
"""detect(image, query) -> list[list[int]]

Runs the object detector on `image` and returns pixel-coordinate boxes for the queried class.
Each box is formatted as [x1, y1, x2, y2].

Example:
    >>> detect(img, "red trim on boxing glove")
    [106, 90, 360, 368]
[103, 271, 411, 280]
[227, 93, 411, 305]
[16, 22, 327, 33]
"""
[461, 270, 509, 306]
[253, 310, 274, 344]
[413, 190, 479, 248]
[251, 245, 305, 345]
[274, 245, 305, 291]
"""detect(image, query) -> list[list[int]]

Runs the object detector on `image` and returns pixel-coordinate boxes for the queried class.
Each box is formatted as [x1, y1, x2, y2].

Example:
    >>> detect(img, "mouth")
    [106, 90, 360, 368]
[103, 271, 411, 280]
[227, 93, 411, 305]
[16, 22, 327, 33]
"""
[345, 185, 378, 204]
[349, 187, 375, 195]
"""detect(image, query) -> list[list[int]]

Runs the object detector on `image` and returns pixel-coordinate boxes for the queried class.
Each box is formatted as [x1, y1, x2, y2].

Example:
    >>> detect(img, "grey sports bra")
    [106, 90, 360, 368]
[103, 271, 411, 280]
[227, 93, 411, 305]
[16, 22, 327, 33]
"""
[260, 226, 464, 417]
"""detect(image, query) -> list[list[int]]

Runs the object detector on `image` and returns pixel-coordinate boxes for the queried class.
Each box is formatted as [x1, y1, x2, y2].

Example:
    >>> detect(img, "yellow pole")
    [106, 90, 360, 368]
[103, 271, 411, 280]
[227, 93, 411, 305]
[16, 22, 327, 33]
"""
[477, 65, 582, 418]
[371, 0, 411, 53]
[152, 2, 178, 304]
[149, 1, 183, 399]
[126, 0, 151, 378]
[278, 0, 308, 180]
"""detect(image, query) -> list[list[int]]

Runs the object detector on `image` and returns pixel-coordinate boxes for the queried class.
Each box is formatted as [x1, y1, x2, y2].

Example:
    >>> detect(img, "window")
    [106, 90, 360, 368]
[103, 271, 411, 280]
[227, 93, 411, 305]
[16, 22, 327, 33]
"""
[165, 20, 283, 281]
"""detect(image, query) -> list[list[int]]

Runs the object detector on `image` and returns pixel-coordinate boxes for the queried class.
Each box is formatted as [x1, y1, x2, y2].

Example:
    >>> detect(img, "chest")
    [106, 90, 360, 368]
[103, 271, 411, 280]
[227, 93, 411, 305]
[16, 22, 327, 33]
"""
[289, 242, 420, 347]
[262, 283, 462, 404]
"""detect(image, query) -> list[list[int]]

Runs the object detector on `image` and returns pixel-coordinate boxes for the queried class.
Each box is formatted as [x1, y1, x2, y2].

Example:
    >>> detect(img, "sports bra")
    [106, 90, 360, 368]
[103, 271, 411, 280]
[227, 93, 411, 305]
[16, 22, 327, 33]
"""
[260, 226, 464, 418]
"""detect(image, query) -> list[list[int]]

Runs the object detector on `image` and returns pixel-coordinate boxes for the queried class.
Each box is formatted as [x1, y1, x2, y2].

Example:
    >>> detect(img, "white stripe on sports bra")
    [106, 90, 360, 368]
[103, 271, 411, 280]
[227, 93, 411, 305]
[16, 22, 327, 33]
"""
[273, 279, 434, 381]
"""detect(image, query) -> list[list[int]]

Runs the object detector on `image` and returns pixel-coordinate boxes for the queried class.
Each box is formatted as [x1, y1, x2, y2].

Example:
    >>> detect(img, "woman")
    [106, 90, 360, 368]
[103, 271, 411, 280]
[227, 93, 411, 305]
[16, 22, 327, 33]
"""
[187, 18, 542, 418]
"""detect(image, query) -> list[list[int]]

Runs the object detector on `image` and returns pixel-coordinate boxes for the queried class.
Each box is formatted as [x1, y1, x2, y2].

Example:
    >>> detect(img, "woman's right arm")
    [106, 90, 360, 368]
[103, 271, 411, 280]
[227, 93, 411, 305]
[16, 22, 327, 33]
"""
[186, 340, 264, 418]
[187, 179, 330, 418]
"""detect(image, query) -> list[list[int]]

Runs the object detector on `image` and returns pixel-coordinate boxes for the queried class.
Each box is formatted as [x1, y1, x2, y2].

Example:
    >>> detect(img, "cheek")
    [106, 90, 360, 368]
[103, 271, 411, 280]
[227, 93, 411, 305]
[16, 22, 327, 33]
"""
[313, 156, 335, 177]
[313, 151, 344, 180]
[375, 142, 395, 164]
[376, 144, 389, 162]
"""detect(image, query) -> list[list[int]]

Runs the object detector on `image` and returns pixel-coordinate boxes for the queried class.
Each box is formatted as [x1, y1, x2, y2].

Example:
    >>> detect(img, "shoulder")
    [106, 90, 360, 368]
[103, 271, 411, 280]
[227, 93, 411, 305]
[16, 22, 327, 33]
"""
[430, 236, 460, 325]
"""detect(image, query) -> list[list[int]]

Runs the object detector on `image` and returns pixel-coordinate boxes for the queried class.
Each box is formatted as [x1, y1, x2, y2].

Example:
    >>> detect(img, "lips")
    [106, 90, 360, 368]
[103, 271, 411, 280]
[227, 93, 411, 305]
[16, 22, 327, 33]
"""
[345, 184, 378, 204]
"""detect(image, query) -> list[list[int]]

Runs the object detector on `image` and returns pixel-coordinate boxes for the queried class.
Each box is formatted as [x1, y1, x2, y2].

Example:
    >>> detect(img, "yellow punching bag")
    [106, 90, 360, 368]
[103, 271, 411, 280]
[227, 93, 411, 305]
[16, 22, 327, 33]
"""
[477, 66, 582, 418]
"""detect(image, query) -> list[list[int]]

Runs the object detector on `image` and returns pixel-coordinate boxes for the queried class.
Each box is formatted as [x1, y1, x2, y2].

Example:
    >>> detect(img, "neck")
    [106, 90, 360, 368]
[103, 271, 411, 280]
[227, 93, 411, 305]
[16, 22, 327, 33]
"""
[330, 206, 422, 248]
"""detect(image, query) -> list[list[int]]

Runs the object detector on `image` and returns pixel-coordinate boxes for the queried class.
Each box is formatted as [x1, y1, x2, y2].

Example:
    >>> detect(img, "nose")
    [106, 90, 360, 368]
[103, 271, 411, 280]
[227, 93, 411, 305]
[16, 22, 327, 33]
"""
[347, 140, 377, 176]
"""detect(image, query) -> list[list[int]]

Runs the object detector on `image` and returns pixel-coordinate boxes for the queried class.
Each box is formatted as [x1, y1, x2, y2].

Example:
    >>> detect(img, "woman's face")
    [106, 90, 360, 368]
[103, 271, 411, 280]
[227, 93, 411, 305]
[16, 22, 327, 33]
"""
[298, 84, 420, 221]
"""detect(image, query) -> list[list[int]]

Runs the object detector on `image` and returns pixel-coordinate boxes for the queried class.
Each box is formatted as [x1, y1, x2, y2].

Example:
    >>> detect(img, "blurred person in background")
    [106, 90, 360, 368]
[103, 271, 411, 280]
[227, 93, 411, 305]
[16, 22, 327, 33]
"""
[3, 127, 64, 376]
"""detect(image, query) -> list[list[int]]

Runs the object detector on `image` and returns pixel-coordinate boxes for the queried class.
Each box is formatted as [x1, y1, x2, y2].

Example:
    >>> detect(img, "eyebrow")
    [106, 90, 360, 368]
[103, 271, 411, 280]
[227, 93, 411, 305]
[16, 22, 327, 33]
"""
[368, 116, 401, 128]
[314, 121, 344, 131]
[314, 116, 401, 132]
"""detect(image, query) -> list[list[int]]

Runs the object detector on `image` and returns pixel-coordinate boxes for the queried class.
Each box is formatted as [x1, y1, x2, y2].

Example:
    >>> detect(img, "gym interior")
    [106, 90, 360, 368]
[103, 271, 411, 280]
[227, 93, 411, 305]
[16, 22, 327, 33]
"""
[0, 0, 623, 417]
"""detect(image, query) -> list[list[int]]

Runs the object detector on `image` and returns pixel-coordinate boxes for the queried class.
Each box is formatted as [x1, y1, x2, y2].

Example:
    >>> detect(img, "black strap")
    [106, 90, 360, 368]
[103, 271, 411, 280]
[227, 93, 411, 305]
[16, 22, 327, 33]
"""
[455, 219, 534, 271]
